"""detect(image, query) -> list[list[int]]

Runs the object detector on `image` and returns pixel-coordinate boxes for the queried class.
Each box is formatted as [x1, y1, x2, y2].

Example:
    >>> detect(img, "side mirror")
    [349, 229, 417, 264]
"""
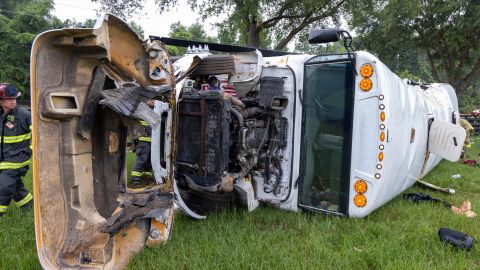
[308, 29, 341, 44]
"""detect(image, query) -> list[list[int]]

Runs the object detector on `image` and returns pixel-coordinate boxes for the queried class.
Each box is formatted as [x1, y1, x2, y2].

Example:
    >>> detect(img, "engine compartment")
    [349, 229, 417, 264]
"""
[175, 54, 294, 213]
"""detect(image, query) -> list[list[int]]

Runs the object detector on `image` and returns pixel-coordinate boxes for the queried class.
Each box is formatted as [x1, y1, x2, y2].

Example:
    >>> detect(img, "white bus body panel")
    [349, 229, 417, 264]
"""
[348, 52, 462, 217]
[428, 120, 465, 162]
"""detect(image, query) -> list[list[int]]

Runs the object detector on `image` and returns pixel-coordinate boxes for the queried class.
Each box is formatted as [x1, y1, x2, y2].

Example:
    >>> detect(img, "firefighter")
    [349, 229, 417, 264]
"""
[459, 118, 474, 148]
[0, 84, 32, 217]
[130, 99, 155, 188]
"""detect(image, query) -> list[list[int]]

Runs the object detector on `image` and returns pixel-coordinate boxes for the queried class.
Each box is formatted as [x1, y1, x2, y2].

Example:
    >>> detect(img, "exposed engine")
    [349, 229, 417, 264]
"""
[176, 69, 289, 212]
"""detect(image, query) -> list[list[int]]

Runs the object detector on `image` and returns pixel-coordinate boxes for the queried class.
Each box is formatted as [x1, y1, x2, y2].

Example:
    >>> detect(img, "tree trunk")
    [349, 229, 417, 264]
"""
[246, 21, 260, 48]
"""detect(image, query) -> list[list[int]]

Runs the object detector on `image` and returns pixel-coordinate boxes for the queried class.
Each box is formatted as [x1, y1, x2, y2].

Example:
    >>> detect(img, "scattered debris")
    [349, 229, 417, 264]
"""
[451, 174, 462, 179]
[403, 193, 451, 208]
[463, 159, 478, 167]
[438, 228, 475, 251]
[404, 193, 477, 218]
[451, 201, 477, 218]
[416, 180, 455, 194]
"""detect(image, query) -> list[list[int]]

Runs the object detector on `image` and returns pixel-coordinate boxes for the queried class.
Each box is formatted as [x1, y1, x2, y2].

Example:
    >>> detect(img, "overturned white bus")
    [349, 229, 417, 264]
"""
[30, 14, 465, 269]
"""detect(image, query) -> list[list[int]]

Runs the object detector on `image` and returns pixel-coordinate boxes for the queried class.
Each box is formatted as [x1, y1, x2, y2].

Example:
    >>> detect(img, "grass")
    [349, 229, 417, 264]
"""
[1, 138, 479, 269]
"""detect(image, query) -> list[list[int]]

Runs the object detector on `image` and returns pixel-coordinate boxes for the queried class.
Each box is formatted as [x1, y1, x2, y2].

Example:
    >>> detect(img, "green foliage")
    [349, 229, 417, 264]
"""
[182, 0, 347, 49]
[396, 70, 423, 83]
[92, 0, 146, 20]
[349, 0, 480, 94]
[458, 85, 480, 113]
[216, 21, 238, 45]
[215, 15, 272, 49]
[0, 0, 59, 100]
[95, 0, 347, 50]
[167, 21, 216, 56]
[60, 18, 96, 28]
[0, 0, 144, 101]
[128, 21, 145, 40]
[57, 17, 144, 40]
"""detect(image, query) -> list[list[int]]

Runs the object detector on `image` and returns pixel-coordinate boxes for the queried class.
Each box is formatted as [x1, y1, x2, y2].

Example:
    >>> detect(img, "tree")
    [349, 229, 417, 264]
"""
[60, 18, 96, 28]
[128, 21, 145, 39]
[0, 1, 104, 100]
[60, 18, 145, 39]
[93, 0, 347, 50]
[0, 0, 60, 100]
[167, 21, 216, 55]
[458, 83, 480, 113]
[349, 0, 480, 95]
[91, 0, 146, 20]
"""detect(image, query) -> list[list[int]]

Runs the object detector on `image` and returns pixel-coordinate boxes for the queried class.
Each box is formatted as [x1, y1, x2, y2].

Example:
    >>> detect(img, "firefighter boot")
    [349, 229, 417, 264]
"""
[19, 199, 33, 211]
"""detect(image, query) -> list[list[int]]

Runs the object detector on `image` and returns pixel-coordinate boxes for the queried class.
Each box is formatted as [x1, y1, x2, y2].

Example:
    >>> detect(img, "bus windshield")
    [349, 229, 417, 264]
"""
[299, 57, 354, 215]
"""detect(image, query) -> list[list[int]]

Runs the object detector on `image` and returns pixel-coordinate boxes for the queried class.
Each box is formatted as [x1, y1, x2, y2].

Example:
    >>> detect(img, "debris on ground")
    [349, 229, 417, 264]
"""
[451, 201, 477, 218]
[404, 193, 476, 218]
[451, 174, 462, 179]
[403, 193, 451, 207]
[463, 159, 478, 167]
[416, 180, 455, 194]
[438, 228, 475, 250]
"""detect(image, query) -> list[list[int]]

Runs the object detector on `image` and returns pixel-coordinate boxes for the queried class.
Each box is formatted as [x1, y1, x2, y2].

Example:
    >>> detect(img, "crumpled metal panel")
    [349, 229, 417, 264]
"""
[31, 14, 176, 270]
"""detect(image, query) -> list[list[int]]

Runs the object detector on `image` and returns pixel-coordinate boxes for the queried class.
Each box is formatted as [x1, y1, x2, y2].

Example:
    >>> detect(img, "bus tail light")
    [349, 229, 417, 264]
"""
[359, 78, 373, 91]
[354, 194, 367, 207]
[354, 180, 368, 193]
[360, 64, 374, 78]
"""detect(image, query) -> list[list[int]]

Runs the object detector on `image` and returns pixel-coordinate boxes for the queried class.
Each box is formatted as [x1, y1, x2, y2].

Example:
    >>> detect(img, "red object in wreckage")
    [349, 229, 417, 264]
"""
[221, 82, 236, 96]
[463, 159, 478, 166]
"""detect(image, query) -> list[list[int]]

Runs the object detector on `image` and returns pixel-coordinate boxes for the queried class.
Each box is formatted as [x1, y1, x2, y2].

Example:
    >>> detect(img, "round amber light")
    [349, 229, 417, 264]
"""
[354, 180, 368, 194]
[378, 151, 384, 161]
[380, 132, 385, 142]
[359, 78, 373, 91]
[354, 194, 367, 207]
[380, 112, 386, 121]
[360, 64, 374, 78]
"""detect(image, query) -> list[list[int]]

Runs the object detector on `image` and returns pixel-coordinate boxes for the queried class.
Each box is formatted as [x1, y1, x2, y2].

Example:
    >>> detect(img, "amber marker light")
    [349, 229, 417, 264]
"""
[380, 132, 385, 142]
[354, 194, 367, 207]
[378, 151, 384, 161]
[359, 78, 373, 91]
[354, 180, 368, 194]
[360, 64, 374, 78]
[380, 111, 386, 121]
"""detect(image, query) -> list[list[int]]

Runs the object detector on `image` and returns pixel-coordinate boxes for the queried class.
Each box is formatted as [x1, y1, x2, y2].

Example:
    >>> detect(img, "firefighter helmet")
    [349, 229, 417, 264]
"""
[0, 84, 21, 99]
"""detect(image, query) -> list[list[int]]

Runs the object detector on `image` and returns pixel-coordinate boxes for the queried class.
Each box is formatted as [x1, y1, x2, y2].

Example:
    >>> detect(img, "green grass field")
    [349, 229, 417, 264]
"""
[1, 138, 479, 269]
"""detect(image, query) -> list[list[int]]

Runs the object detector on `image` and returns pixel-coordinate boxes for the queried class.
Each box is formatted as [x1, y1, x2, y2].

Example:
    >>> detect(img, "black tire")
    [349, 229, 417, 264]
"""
[190, 55, 235, 76]
[178, 188, 234, 214]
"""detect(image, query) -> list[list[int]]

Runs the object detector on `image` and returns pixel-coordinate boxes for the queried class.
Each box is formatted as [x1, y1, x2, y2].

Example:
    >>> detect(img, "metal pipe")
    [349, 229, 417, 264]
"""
[229, 106, 244, 126]
[240, 107, 264, 119]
